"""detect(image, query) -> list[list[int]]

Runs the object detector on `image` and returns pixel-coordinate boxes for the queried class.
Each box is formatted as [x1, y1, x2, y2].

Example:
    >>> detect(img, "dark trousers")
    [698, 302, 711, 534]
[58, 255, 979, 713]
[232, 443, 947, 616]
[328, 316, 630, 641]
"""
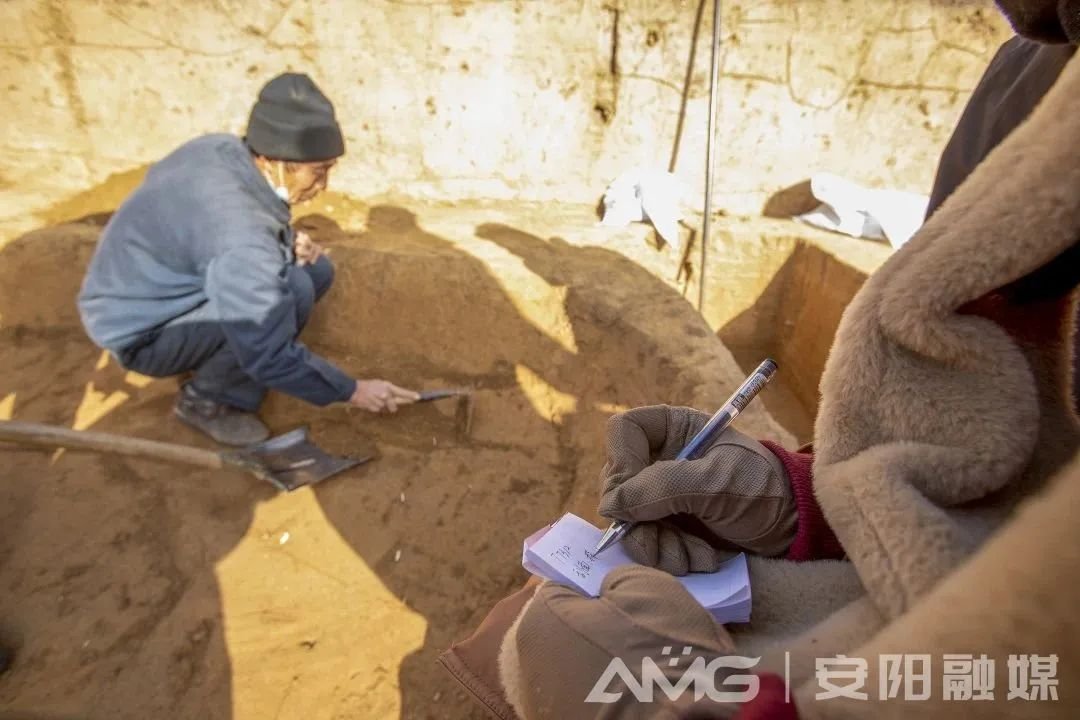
[119, 257, 334, 411]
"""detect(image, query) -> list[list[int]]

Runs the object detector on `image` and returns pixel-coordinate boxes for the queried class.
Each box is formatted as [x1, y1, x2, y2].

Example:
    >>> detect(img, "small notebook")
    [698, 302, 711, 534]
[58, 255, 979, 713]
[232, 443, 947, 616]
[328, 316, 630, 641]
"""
[522, 513, 752, 624]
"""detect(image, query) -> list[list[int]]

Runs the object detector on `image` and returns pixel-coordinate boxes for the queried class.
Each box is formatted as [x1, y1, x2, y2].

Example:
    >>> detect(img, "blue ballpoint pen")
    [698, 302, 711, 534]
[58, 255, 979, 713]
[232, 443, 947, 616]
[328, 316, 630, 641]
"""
[593, 358, 779, 556]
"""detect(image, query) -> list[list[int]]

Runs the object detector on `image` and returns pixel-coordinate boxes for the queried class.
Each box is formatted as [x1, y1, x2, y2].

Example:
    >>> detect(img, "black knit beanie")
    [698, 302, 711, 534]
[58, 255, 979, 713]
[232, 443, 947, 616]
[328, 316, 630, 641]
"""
[245, 73, 345, 162]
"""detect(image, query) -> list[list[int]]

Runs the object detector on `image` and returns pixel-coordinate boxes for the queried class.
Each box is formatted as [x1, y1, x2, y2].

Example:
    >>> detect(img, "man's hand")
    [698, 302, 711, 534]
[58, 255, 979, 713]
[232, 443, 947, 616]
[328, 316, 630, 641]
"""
[350, 380, 420, 413]
[598, 405, 797, 575]
[294, 231, 325, 267]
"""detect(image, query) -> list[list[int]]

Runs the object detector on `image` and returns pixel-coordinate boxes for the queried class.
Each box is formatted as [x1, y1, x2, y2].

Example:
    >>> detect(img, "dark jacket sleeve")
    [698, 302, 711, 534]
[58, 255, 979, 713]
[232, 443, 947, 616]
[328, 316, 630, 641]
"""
[205, 245, 355, 406]
[926, 36, 1075, 217]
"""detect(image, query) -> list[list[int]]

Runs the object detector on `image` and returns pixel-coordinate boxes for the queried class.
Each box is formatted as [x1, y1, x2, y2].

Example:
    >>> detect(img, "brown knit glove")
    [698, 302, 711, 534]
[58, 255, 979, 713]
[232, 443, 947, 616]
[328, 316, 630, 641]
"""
[598, 405, 797, 575]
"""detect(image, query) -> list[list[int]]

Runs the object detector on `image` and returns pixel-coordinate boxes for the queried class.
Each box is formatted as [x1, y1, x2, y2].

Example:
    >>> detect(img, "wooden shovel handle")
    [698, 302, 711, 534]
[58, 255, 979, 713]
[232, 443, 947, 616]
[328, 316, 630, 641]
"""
[0, 420, 225, 471]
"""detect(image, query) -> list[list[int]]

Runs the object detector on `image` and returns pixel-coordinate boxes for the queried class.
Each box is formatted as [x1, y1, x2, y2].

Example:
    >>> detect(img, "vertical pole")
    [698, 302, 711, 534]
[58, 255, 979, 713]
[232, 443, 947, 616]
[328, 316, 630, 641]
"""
[700, 0, 722, 314]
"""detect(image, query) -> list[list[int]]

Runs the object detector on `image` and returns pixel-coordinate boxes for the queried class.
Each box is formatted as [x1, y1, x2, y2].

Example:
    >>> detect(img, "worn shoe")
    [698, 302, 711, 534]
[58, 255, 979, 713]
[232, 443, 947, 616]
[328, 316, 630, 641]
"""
[173, 383, 270, 446]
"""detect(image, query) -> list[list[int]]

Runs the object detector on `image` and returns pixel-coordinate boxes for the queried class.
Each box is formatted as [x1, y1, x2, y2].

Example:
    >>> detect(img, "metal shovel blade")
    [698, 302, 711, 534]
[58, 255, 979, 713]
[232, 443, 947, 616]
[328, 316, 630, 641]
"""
[228, 427, 372, 492]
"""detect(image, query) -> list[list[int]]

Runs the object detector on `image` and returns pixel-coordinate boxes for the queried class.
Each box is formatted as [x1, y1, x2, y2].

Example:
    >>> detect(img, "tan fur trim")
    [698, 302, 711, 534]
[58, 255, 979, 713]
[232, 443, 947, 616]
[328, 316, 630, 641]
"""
[497, 591, 537, 720]
[813, 55, 1080, 619]
[732, 556, 866, 656]
[794, 452, 1080, 719]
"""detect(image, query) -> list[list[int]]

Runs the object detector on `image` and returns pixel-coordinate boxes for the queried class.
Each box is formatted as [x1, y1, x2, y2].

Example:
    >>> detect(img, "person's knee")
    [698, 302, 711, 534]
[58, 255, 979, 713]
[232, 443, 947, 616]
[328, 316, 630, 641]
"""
[284, 265, 317, 328]
[305, 255, 335, 301]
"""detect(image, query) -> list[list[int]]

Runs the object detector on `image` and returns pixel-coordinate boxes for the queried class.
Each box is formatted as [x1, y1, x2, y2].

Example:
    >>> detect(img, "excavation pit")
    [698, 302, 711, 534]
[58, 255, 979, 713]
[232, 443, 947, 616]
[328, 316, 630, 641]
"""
[0, 198, 882, 718]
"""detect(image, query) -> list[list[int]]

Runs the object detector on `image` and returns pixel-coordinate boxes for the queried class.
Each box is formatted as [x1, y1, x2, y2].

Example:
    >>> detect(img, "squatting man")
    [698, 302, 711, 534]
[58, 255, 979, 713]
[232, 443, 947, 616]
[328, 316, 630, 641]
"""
[78, 73, 418, 445]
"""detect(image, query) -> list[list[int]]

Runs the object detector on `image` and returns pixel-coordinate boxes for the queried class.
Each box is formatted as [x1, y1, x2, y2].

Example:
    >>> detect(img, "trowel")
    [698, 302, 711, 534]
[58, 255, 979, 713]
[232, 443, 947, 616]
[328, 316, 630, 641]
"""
[0, 420, 371, 491]
[416, 388, 475, 439]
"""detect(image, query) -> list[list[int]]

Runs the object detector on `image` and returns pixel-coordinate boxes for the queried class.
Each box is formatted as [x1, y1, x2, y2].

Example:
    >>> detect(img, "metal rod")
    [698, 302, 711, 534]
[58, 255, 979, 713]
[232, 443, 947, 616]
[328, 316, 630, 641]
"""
[699, 0, 722, 313]
[667, 0, 708, 174]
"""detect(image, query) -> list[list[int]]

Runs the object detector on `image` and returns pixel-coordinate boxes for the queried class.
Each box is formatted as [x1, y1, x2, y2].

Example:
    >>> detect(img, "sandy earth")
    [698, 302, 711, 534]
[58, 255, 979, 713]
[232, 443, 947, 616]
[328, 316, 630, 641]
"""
[0, 200, 789, 719]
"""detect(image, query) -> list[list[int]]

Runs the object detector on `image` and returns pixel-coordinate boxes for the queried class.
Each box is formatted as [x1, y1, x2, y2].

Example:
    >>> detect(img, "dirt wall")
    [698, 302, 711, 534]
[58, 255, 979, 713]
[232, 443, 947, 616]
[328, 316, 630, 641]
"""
[660, 217, 890, 442]
[0, 0, 1009, 242]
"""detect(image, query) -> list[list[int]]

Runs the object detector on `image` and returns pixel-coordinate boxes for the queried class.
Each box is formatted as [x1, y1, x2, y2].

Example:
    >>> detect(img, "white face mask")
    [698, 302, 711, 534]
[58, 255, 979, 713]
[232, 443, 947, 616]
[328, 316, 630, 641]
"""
[263, 162, 290, 204]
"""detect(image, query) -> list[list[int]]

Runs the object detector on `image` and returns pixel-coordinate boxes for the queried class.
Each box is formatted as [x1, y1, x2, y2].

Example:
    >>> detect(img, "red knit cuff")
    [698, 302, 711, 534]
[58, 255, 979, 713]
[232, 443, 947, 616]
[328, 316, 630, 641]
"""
[759, 441, 845, 562]
[732, 673, 800, 720]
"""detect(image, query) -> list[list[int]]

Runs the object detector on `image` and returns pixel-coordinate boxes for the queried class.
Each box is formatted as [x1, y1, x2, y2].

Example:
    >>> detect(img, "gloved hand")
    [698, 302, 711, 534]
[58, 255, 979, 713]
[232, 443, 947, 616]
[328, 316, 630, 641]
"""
[598, 405, 797, 575]
[508, 564, 737, 719]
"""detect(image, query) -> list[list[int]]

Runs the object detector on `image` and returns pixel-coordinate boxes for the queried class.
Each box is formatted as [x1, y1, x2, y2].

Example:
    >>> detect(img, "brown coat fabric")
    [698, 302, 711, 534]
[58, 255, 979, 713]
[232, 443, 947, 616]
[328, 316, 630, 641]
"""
[795, 453, 1080, 718]
[750, 49, 1080, 706]
[811, 50, 1080, 623]
[455, 47, 1080, 720]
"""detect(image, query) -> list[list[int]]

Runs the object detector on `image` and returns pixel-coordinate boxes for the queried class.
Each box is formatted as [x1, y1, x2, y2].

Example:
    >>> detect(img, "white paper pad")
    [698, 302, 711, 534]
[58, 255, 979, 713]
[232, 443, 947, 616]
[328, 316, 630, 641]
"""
[522, 513, 752, 624]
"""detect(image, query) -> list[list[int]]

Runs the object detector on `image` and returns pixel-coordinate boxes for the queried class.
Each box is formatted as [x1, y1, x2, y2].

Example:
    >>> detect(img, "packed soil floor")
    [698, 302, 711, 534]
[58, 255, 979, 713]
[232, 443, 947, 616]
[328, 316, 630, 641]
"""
[0, 197, 790, 719]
